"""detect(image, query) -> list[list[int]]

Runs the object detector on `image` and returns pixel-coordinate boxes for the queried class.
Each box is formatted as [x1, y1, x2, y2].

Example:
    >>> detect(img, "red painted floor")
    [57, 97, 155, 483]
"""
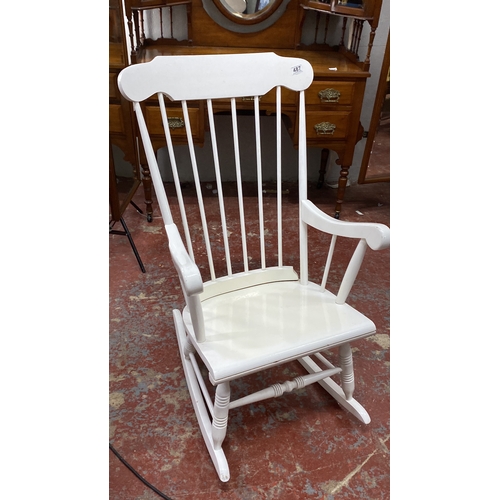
[110, 180, 390, 499]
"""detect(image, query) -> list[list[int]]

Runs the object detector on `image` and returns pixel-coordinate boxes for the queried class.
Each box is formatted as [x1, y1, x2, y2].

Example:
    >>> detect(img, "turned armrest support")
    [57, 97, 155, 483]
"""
[166, 223, 203, 296]
[301, 200, 390, 251]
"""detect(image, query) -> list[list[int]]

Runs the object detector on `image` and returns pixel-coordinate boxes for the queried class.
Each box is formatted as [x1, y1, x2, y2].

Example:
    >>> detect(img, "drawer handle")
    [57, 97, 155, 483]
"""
[314, 122, 336, 135]
[318, 88, 341, 103]
[168, 117, 185, 129]
[241, 96, 262, 101]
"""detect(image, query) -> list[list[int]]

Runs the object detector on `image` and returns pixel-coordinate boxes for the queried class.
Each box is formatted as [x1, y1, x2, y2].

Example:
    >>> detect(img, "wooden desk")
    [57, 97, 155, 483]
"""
[112, 0, 382, 219]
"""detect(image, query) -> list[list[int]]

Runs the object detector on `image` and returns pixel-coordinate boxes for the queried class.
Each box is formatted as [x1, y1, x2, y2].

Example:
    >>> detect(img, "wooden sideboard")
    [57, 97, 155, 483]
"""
[111, 0, 383, 219]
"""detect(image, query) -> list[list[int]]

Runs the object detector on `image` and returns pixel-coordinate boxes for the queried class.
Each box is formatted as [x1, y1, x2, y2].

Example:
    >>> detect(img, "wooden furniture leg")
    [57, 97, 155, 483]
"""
[316, 149, 352, 219]
[140, 162, 153, 222]
[334, 162, 351, 219]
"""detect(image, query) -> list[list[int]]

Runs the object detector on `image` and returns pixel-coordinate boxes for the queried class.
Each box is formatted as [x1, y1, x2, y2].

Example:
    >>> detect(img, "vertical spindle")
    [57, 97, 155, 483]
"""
[323, 15, 330, 45]
[321, 235, 337, 291]
[158, 93, 194, 259]
[299, 90, 308, 285]
[314, 12, 321, 45]
[139, 10, 145, 45]
[207, 99, 232, 276]
[340, 16, 347, 47]
[182, 100, 216, 280]
[159, 7, 164, 39]
[336, 239, 367, 304]
[276, 86, 283, 267]
[169, 6, 174, 39]
[254, 96, 266, 270]
[231, 99, 249, 272]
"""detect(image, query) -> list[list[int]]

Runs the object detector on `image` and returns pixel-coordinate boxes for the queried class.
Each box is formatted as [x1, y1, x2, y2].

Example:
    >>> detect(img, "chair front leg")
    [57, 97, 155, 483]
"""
[212, 382, 230, 450]
[340, 343, 355, 400]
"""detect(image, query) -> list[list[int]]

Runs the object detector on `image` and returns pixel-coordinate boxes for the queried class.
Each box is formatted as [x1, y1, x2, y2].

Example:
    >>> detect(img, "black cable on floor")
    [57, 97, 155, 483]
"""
[109, 443, 175, 500]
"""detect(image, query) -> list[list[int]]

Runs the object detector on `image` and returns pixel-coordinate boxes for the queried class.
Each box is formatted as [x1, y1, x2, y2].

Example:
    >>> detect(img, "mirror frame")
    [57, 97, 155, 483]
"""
[358, 31, 390, 184]
[213, 0, 284, 25]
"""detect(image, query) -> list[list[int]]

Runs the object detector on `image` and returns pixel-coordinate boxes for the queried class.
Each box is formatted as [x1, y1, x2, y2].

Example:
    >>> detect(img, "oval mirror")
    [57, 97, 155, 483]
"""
[214, 0, 283, 25]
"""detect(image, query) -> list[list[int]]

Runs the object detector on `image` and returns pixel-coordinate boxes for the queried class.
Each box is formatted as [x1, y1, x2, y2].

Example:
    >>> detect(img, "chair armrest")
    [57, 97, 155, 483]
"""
[166, 223, 204, 296]
[301, 200, 390, 251]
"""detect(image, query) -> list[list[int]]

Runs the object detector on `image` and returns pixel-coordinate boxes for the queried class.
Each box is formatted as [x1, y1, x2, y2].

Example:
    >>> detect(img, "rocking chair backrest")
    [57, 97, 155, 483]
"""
[118, 53, 313, 283]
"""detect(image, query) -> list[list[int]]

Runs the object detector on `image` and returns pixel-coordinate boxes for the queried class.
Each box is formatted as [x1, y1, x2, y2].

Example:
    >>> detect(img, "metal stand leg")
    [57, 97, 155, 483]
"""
[130, 201, 143, 214]
[110, 218, 146, 273]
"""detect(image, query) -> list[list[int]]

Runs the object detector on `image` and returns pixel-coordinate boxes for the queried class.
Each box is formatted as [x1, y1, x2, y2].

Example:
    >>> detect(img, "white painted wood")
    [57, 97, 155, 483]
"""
[336, 239, 367, 305]
[231, 98, 249, 273]
[165, 224, 203, 296]
[229, 367, 341, 410]
[276, 86, 283, 267]
[118, 53, 388, 482]
[321, 235, 337, 291]
[189, 351, 214, 417]
[199, 266, 298, 302]
[182, 100, 216, 281]
[183, 280, 376, 384]
[298, 355, 370, 424]
[118, 52, 314, 102]
[301, 199, 390, 251]
[158, 93, 194, 259]
[339, 343, 355, 400]
[165, 223, 205, 342]
[211, 382, 231, 450]
[254, 96, 266, 270]
[298, 90, 309, 286]
[173, 310, 230, 482]
[132, 102, 173, 225]
[312, 352, 337, 370]
[207, 99, 232, 276]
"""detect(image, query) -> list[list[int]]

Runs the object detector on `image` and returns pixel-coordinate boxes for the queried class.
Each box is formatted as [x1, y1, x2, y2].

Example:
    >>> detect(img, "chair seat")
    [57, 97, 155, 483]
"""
[183, 280, 376, 383]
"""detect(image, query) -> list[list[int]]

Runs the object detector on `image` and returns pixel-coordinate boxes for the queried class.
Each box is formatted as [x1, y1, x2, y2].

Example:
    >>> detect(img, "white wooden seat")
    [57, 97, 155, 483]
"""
[186, 278, 376, 383]
[118, 52, 390, 482]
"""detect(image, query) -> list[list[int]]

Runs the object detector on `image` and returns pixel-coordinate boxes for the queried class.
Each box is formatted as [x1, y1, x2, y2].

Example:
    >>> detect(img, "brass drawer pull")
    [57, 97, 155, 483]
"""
[168, 117, 185, 129]
[314, 122, 336, 135]
[241, 96, 262, 101]
[318, 88, 341, 103]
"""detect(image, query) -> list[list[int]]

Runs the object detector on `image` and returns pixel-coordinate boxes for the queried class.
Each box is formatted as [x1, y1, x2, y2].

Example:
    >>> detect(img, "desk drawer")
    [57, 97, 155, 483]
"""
[306, 82, 355, 106]
[145, 105, 202, 140]
[306, 111, 351, 140]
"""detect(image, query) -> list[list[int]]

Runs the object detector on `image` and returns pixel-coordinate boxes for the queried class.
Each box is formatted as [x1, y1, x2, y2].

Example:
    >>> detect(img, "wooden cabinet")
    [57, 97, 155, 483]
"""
[114, 0, 384, 218]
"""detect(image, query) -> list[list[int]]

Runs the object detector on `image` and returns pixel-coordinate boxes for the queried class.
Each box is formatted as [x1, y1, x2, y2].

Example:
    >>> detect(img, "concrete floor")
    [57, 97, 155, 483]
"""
[109, 178, 390, 499]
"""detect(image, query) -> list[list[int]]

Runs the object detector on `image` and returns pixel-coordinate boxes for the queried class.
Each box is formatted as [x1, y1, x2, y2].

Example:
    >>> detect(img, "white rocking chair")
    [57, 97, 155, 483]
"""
[118, 52, 390, 482]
